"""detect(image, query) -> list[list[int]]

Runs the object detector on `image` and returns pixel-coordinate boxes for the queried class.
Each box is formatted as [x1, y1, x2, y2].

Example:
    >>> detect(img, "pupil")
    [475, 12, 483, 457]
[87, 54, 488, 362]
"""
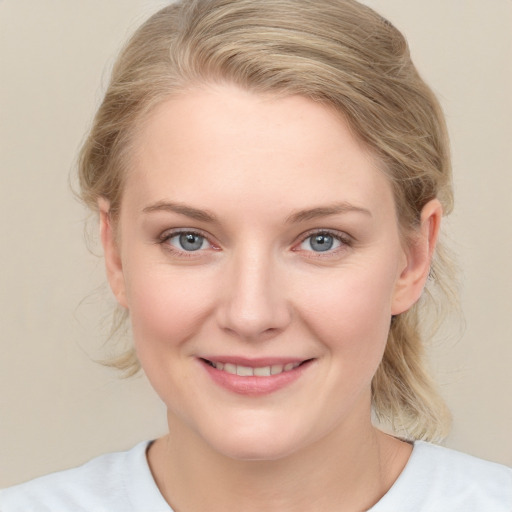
[311, 234, 333, 252]
[179, 233, 203, 251]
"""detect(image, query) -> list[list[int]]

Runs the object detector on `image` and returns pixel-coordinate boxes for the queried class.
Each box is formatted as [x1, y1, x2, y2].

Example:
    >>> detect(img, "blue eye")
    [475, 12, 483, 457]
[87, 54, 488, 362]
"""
[300, 233, 342, 252]
[168, 232, 210, 252]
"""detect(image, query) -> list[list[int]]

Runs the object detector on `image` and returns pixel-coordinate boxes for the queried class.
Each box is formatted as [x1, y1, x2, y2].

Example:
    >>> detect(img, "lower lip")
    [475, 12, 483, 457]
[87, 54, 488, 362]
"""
[199, 359, 312, 396]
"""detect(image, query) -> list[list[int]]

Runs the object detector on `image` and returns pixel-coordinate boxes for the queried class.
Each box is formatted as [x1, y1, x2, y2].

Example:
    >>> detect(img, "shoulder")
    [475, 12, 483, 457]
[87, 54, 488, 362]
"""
[412, 441, 512, 479]
[371, 441, 512, 512]
[0, 441, 167, 512]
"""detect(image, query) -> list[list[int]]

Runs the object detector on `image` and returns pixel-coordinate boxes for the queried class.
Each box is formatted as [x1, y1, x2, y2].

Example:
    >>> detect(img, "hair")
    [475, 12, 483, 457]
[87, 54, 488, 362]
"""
[78, 0, 456, 441]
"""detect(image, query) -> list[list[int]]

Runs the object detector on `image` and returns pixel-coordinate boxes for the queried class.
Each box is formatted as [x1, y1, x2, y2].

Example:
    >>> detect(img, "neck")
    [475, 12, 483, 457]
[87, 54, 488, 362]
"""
[148, 407, 411, 512]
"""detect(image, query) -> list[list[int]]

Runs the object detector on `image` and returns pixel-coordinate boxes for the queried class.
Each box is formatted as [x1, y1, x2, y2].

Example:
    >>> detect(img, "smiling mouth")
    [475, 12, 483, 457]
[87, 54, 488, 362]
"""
[201, 359, 311, 377]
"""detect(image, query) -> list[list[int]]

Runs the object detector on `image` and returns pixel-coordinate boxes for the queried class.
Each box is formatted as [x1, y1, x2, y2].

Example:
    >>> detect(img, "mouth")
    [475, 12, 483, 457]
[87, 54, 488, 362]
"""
[201, 359, 310, 377]
[198, 356, 315, 395]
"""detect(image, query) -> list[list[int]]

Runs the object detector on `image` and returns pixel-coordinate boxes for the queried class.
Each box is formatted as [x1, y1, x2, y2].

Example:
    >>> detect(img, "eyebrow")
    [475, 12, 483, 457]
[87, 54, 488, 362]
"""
[285, 203, 372, 224]
[142, 201, 218, 223]
[142, 200, 372, 224]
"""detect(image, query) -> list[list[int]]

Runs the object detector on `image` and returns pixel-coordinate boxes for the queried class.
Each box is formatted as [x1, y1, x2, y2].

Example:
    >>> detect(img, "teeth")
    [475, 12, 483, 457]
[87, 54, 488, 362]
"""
[271, 364, 284, 375]
[223, 363, 237, 375]
[253, 366, 271, 377]
[210, 361, 301, 376]
[236, 365, 254, 376]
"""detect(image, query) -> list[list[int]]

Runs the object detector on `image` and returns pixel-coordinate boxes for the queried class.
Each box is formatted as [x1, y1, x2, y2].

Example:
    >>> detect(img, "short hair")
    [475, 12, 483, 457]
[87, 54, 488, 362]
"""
[78, 0, 455, 441]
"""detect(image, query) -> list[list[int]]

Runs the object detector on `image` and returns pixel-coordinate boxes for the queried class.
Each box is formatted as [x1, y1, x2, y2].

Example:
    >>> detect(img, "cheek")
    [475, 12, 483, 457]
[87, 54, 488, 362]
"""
[124, 263, 217, 354]
[295, 261, 397, 363]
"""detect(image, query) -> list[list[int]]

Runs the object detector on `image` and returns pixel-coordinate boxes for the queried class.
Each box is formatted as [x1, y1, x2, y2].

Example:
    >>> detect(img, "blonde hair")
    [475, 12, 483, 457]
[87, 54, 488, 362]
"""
[79, 0, 455, 441]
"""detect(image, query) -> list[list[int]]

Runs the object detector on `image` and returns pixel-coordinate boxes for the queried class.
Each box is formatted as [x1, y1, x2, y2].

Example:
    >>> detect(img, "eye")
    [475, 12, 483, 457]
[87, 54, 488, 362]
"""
[299, 232, 345, 253]
[166, 231, 211, 252]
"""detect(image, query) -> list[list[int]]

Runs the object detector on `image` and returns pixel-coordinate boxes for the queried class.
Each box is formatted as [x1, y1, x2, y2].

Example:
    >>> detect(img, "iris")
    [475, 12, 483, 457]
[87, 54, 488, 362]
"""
[309, 233, 334, 252]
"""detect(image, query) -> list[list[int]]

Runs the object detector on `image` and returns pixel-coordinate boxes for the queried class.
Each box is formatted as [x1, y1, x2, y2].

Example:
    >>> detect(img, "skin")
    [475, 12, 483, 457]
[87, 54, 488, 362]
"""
[99, 84, 442, 511]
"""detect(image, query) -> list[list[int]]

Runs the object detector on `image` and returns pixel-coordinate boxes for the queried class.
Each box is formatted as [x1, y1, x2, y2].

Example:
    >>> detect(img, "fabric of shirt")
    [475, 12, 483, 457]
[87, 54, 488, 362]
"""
[1, 440, 511, 512]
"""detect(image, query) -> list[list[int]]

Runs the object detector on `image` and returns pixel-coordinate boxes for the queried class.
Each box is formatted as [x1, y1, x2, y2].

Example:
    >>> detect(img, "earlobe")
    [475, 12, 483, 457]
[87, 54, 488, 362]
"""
[98, 198, 128, 309]
[391, 199, 443, 315]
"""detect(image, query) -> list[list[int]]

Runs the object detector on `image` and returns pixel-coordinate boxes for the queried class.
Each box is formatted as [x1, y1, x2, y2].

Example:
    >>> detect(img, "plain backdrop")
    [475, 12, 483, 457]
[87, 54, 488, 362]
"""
[0, 0, 511, 488]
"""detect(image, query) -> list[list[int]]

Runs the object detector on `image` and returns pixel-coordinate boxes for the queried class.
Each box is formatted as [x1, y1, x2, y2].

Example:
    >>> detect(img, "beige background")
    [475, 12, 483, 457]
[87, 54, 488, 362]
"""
[0, 0, 511, 488]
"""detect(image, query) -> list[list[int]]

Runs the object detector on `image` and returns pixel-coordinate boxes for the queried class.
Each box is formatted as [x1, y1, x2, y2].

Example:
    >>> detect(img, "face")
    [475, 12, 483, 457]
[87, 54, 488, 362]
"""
[102, 84, 433, 460]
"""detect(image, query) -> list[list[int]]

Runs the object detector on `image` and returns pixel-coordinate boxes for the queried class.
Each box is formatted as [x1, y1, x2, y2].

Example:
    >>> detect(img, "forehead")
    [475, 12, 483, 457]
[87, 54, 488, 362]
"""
[125, 84, 394, 221]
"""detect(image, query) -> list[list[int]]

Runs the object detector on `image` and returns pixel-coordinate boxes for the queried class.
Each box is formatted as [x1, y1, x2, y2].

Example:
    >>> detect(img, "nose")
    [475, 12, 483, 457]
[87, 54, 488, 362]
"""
[216, 247, 292, 341]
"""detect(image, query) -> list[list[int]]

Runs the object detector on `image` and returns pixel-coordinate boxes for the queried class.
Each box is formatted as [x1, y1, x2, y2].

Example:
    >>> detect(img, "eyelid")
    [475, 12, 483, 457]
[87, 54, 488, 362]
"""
[293, 228, 353, 254]
[158, 228, 219, 254]
[156, 227, 352, 257]
[159, 227, 210, 242]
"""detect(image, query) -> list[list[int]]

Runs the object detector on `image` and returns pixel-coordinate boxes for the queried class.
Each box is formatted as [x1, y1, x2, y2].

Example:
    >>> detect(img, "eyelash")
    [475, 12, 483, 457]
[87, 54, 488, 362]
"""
[157, 228, 352, 258]
[158, 229, 217, 258]
[294, 229, 353, 258]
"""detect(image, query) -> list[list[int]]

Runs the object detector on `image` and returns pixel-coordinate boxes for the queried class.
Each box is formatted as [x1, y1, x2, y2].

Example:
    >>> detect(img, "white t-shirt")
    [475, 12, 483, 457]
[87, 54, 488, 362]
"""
[1, 440, 511, 512]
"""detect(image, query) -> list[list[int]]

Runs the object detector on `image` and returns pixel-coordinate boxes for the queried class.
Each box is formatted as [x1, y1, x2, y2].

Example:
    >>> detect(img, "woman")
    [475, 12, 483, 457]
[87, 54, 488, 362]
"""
[1, 0, 510, 510]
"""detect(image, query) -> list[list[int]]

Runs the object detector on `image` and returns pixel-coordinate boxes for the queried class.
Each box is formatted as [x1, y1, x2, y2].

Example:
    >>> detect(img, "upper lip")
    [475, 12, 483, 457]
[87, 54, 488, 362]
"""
[199, 356, 311, 367]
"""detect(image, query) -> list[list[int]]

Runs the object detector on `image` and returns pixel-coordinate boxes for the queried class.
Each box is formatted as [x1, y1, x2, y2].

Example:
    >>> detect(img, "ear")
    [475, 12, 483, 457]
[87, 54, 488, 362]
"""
[98, 198, 128, 309]
[391, 199, 442, 315]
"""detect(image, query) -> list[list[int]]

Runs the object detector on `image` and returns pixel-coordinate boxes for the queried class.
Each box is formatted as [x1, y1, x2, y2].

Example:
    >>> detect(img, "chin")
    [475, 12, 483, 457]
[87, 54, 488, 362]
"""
[210, 437, 299, 462]
[196, 417, 313, 462]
